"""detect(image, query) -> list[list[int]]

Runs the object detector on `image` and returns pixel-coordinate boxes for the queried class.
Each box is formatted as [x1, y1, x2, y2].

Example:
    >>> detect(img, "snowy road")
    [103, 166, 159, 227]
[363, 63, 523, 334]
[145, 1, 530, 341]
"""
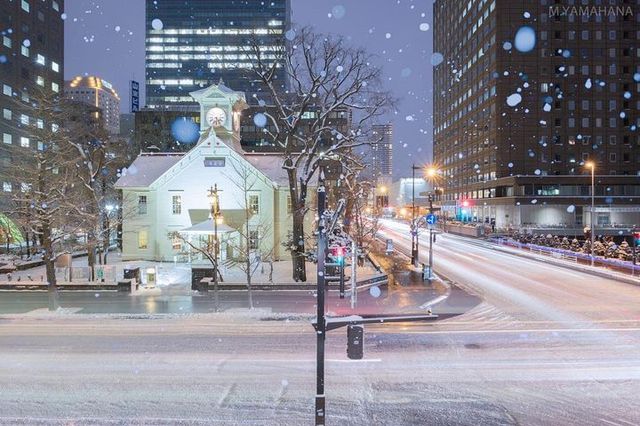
[1, 314, 639, 425]
[1, 223, 640, 425]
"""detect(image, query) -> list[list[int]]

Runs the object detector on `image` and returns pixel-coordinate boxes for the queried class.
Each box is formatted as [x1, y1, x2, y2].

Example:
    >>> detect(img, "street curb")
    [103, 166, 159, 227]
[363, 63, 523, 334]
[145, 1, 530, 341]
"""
[373, 236, 453, 310]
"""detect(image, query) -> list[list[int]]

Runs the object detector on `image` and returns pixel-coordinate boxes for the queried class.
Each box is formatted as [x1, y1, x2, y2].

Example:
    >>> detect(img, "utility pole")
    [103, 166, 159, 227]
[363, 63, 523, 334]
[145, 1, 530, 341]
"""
[315, 173, 327, 426]
[411, 164, 421, 267]
[209, 184, 222, 311]
[350, 240, 357, 309]
[428, 193, 434, 281]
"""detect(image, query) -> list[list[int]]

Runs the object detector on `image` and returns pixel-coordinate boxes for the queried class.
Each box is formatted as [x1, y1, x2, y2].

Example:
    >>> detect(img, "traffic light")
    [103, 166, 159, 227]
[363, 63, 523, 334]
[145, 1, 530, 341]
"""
[347, 324, 364, 359]
[330, 246, 345, 265]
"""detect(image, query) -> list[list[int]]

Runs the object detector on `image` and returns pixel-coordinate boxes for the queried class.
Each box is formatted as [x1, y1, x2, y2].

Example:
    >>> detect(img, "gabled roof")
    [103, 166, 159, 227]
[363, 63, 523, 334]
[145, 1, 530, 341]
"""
[114, 153, 183, 188]
[189, 81, 246, 103]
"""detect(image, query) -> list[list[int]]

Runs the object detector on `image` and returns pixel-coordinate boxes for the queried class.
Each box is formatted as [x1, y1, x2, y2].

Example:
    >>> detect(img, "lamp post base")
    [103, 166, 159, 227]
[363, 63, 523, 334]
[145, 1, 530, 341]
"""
[315, 395, 325, 425]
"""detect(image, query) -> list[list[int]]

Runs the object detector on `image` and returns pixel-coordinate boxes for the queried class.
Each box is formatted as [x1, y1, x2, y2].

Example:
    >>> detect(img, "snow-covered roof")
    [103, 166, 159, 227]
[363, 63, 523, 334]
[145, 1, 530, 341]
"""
[244, 153, 289, 185]
[114, 153, 184, 188]
[180, 218, 236, 234]
[244, 154, 320, 187]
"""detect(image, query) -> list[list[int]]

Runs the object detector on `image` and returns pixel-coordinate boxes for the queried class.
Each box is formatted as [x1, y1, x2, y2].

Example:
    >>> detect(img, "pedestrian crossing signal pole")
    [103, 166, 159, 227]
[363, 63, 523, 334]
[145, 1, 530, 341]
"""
[315, 171, 327, 426]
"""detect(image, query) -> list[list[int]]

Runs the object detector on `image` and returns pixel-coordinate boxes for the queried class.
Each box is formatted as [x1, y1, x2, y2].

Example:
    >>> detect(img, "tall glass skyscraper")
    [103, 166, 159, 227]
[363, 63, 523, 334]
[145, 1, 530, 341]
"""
[145, 0, 290, 108]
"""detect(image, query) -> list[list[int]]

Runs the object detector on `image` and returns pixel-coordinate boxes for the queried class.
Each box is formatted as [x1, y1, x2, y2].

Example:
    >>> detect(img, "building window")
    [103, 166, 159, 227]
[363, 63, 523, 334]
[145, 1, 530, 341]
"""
[3, 133, 11, 144]
[2, 109, 11, 120]
[3, 84, 12, 96]
[52, 1, 59, 11]
[51, 82, 59, 93]
[249, 195, 259, 214]
[20, 114, 28, 125]
[249, 230, 259, 250]
[138, 195, 147, 215]
[20, 137, 29, 147]
[36, 118, 43, 129]
[36, 75, 44, 86]
[138, 230, 148, 249]
[203, 157, 225, 167]
[21, 45, 29, 57]
[51, 61, 59, 72]
[172, 195, 181, 214]
[3, 182, 12, 192]
[2, 36, 10, 48]
[36, 54, 45, 65]
[609, 153, 617, 162]
[21, 0, 29, 12]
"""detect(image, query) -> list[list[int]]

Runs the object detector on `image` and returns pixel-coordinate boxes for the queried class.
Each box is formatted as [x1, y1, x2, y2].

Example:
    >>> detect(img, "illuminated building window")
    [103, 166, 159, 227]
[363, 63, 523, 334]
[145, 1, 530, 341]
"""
[138, 230, 148, 249]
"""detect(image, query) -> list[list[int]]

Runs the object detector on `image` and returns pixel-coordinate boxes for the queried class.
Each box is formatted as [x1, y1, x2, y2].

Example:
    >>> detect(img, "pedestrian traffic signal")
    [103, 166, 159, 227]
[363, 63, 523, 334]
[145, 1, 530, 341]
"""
[330, 246, 345, 265]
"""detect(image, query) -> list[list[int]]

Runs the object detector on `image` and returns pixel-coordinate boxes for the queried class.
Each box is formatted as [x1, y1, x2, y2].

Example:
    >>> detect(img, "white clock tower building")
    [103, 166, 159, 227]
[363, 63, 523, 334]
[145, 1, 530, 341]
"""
[189, 81, 248, 147]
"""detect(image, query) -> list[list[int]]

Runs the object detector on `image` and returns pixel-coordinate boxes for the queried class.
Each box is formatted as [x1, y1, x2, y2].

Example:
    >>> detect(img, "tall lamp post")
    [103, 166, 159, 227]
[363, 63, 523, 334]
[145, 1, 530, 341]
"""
[208, 184, 223, 302]
[585, 162, 595, 266]
[411, 165, 439, 268]
[424, 167, 439, 277]
[410, 164, 421, 266]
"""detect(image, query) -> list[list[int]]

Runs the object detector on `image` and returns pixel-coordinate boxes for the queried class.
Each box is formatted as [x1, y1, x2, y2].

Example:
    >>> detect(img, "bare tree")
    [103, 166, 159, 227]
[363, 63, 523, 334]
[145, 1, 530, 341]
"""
[222, 157, 275, 309]
[249, 26, 392, 281]
[335, 163, 379, 266]
[4, 94, 85, 286]
[63, 102, 130, 270]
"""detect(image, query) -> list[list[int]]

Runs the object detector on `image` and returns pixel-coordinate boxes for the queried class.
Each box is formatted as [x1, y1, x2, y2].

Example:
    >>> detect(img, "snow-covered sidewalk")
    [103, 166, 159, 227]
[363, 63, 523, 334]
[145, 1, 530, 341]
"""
[2, 251, 382, 287]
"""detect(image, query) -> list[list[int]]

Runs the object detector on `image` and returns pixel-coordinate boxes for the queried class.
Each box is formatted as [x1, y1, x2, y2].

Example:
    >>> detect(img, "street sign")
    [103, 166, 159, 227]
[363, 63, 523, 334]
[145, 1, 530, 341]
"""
[426, 214, 437, 225]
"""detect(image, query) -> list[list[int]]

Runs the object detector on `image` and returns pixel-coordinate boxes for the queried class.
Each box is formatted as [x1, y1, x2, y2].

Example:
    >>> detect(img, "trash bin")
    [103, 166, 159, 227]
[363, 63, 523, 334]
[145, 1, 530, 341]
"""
[123, 267, 140, 281]
[347, 324, 364, 360]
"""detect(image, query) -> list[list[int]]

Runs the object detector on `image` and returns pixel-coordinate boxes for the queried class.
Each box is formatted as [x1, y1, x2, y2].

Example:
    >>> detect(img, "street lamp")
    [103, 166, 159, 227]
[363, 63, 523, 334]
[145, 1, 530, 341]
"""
[410, 164, 421, 266]
[410, 164, 440, 267]
[424, 166, 440, 278]
[103, 204, 117, 264]
[585, 161, 595, 266]
[208, 184, 223, 297]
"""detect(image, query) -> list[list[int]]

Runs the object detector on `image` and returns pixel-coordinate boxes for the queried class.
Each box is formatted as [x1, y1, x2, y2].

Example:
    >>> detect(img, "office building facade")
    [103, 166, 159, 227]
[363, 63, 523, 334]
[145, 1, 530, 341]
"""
[434, 0, 640, 228]
[65, 76, 121, 134]
[144, 0, 290, 108]
[371, 124, 393, 184]
[0, 0, 64, 210]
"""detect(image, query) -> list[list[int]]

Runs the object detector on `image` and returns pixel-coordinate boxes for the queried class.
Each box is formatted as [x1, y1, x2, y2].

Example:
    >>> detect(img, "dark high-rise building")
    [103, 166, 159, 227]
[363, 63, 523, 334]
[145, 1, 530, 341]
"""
[371, 124, 393, 184]
[144, 0, 290, 109]
[434, 0, 640, 229]
[0, 0, 64, 209]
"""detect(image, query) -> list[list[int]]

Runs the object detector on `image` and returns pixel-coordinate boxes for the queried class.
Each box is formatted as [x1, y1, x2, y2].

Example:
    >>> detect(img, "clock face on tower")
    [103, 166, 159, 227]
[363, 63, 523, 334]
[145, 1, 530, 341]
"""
[206, 107, 227, 127]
